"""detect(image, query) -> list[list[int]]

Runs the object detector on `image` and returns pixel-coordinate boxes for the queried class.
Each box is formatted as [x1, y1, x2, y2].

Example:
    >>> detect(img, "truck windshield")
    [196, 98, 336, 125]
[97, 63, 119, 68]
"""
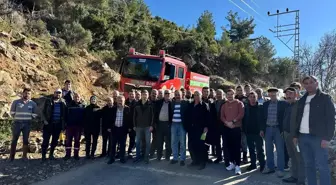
[121, 58, 163, 81]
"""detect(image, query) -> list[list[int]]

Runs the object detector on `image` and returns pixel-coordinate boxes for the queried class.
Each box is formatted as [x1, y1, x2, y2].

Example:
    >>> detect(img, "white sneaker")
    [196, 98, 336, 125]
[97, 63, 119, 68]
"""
[235, 166, 242, 175]
[226, 163, 235, 171]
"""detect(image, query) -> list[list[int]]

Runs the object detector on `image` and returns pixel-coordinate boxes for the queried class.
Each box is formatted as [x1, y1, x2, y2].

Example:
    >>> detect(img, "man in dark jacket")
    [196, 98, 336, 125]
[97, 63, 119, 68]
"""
[133, 90, 154, 164]
[260, 88, 287, 177]
[125, 90, 136, 158]
[243, 91, 265, 172]
[64, 93, 85, 160]
[292, 76, 335, 185]
[154, 89, 173, 161]
[107, 95, 133, 164]
[149, 89, 159, 157]
[83, 96, 101, 159]
[211, 89, 226, 164]
[60, 80, 74, 146]
[185, 90, 210, 170]
[100, 97, 114, 158]
[41, 89, 67, 161]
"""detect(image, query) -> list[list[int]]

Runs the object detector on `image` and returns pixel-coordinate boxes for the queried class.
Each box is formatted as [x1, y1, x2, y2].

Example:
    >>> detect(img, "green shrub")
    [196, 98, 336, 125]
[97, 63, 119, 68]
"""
[26, 19, 49, 37]
[60, 22, 93, 48]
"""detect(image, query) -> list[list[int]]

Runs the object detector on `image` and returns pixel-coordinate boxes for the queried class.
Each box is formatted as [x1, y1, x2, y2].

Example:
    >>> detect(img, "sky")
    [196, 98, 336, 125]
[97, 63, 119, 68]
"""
[144, 0, 336, 58]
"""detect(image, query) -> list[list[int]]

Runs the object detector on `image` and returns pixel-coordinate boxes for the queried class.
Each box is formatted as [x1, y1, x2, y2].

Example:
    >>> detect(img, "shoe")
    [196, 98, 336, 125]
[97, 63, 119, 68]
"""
[165, 157, 170, 161]
[259, 165, 265, 173]
[85, 155, 91, 160]
[180, 161, 185, 166]
[198, 163, 206, 170]
[9, 143, 17, 162]
[226, 163, 236, 171]
[74, 156, 80, 161]
[235, 166, 242, 175]
[170, 160, 178, 164]
[277, 171, 285, 178]
[90, 154, 95, 159]
[284, 165, 290, 172]
[246, 165, 257, 172]
[120, 159, 126, 164]
[262, 168, 275, 174]
[188, 161, 199, 167]
[144, 158, 149, 164]
[99, 154, 106, 158]
[107, 159, 115, 164]
[115, 154, 120, 159]
[207, 159, 213, 163]
[49, 155, 55, 160]
[282, 176, 298, 183]
[128, 154, 133, 159]
[242, 152, 248, 164]
[157, 157, 162, 161]
[214, 158, 222, 164]
[63, 155, 71, 161]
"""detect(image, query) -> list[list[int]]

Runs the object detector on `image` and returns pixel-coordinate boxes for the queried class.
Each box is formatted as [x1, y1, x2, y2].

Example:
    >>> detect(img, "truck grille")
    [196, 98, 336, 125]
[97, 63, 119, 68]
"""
[124, 83, 152, 93]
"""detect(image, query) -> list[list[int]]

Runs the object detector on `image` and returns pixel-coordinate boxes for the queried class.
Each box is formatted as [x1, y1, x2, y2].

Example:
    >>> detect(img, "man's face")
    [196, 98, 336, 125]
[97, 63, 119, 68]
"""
[135, 92, 141, 100]
[256, 89, 262, 98]
[107, 98, 113, 106]
[129, 92, 135, 100]
[244, 86, 251, 94]
[248, 93, 257, 104]
[158, 90, 163, 99]
[164, 90, 171, 101]
[285, 91, 296, 103]
[227, 91, 234, 101]
[202, 89, 210, 98]
[112, 91, 119, 99]
[90, 97, 97, 104]
[54, 91, 62, 99]
[181, 90, 186, 98]
[269, 91, 278, 100]
[194, 92, 201, 102]
[22, 91, 31, 100]
[186, 90, 192, 99]
[65, 82, 71, 90]
[209, 90, 216, 99]
[117, 97, 125, 106]
[216, 90, 223, 100]
[141, 92, 149, 101]
[174, 91, 182, 101]
[236, 87, 243, 96]
[74, 94, 80, 102]
[151, 90, 158, 100]
[303, 78, 318, 93]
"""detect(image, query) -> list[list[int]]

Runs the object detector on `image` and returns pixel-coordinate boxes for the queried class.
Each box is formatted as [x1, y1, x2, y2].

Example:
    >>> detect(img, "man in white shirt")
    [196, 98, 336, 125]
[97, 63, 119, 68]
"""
[293, 75, 335, 185]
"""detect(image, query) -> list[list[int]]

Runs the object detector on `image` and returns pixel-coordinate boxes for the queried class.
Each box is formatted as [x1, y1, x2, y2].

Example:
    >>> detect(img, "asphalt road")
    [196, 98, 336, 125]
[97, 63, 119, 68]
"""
[33, 156, 289, 185]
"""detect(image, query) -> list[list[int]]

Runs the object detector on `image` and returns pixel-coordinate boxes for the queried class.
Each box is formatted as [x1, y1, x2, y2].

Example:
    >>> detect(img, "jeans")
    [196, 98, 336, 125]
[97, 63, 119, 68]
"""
[128, 129, 136, 154]
[241, 132, 248, 153]
[299, 134, 331, 185]
[171, 123, 186, 161]
[135, 127, 151, 160]
[265, 126, 285, 171]
[246, 134, 265, 168]
[12, 121, 31, 145]
[284, 132, 305, 183]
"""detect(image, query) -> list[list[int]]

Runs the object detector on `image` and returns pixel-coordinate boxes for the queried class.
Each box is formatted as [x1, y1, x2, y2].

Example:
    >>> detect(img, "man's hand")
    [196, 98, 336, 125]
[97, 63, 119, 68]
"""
[107, 129, 111, 132]
[203, 127, 208, 133]
[293, 137, 298, 146]
[260, 131, 264, 138]
[149, 126, 153, 132]
[226, 122, 233, 128]
[321, 140, 329, 149]
[44, 120, 49, 125]
[128, 129, 131, 132]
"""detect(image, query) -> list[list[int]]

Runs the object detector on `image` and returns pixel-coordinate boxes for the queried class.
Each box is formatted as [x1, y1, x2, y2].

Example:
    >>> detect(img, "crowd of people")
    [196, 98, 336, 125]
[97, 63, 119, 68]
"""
[8, 76, 335, 185]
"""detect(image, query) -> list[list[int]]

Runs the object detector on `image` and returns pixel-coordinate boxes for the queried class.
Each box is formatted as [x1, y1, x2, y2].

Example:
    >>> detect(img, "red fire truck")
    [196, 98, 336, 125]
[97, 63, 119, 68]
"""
[118, 48, 210, 96]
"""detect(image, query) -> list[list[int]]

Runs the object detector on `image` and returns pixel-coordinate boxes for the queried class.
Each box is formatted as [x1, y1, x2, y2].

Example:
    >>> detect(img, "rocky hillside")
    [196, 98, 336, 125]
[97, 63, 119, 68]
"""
[0, 31, 120, 119]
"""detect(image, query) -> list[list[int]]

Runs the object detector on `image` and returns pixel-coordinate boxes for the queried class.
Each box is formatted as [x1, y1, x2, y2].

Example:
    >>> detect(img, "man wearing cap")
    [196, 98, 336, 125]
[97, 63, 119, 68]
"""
[260, 87, 287, 177]
[41, 88, 67, 161]
[282, 87, 305, 185]
[293, 76, 335, 185]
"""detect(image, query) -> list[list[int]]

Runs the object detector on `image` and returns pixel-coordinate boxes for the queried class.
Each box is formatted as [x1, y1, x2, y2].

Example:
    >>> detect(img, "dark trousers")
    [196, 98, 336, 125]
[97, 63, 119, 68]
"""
[284, 143, 290, 167]
[84, 131, 99, 157]
[110, 127, 127, 161]
[214, 128, 224, 160]
[246, 134, 265, 167]
[224, 127, 241, 166]
[128, 129, 136, 154]
[220, 126, 230, 167]
[65, 126, 82, 157]
[42, 127, 62, 155]
[102, 129, 110, 156]
[156, 121, 172, 159]
[188, 129, 207, 164]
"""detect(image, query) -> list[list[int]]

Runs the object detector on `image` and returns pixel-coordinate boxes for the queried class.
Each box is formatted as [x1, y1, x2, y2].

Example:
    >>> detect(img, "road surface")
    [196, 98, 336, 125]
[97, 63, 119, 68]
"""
[33, 156, 289, 185]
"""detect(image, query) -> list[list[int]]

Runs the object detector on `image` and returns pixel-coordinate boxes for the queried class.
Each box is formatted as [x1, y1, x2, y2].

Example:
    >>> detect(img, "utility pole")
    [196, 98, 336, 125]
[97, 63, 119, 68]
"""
[267, 9, 300, 82]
